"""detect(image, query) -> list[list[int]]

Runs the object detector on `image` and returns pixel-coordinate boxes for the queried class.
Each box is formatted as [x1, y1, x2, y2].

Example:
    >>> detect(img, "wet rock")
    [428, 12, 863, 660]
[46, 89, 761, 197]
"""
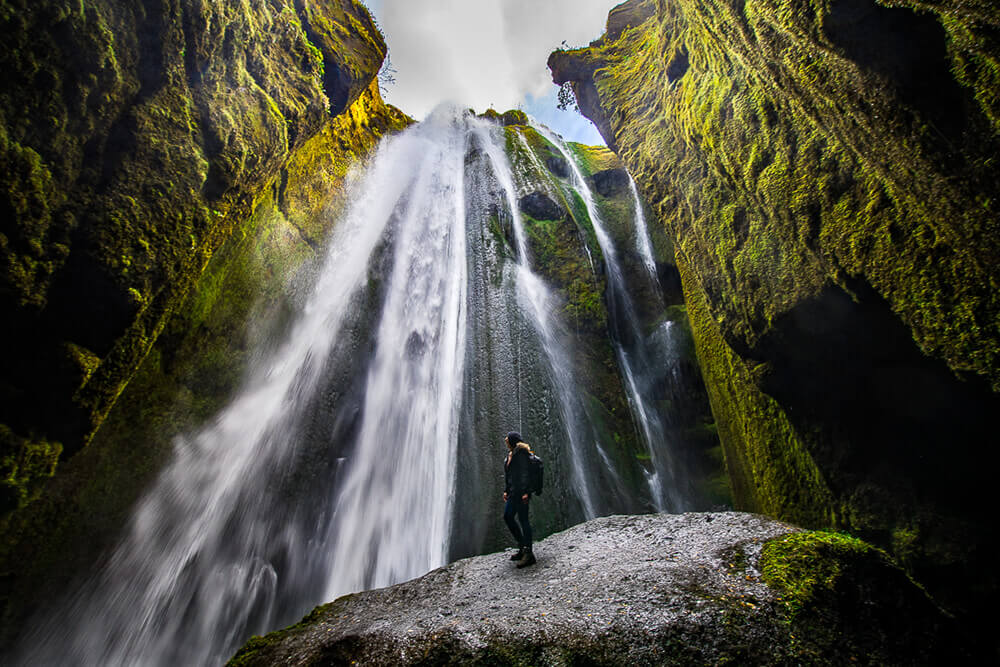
[229, 513, 970, 666]
[547, 0, 1000, 640]
[518, 191, 564, 221]
[590, 168, 630, 197]
[545, 155, 570, 178]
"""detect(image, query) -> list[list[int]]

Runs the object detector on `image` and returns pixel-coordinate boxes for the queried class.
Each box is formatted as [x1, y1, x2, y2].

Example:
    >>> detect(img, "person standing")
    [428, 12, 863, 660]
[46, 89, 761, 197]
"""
[503, 431, 536, 568]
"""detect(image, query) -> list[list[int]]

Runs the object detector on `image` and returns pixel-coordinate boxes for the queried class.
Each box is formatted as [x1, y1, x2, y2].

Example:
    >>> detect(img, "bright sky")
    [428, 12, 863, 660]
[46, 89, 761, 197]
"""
[361, 0, 620, 145]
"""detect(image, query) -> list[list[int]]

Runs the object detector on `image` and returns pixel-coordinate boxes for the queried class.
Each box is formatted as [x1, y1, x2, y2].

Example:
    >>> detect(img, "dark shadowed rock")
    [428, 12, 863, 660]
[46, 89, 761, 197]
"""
[591, 168, 630, 197]
[518, 191, 564, 221]
[228, 513, 971, 666]
[545, 155, 570, 178]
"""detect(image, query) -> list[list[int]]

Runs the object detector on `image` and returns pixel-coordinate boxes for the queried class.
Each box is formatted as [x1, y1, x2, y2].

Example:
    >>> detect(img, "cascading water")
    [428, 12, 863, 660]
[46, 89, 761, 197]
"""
[16, 108, 672, 666]
[17, 109, 475, 667]
[629, 177, 661, 289]
[473, 124, 601, 519]
[535, 125, 689, 512]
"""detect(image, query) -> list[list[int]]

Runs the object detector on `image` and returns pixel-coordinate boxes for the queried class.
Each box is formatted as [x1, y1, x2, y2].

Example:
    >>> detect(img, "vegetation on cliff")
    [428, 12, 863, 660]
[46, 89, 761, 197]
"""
[0, 0, 409, 647]
[549, 0, 1000, 636]
[498, 118, 724, 516]
[0, 0, 391, 515]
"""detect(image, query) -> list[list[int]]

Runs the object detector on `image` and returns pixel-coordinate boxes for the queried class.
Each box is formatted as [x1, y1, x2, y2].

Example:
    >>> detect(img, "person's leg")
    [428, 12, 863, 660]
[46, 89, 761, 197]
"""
[504, 497, 524, 546]
[516, 498, 532, 549]
[515, 498, 536, 567]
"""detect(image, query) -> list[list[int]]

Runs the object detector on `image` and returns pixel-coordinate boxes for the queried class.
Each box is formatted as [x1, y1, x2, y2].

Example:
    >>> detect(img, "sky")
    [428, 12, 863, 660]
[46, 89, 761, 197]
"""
[361, 0, 620, 145]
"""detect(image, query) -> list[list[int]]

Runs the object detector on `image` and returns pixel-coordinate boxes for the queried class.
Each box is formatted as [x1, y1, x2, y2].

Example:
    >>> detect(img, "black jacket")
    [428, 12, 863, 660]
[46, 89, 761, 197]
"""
[504, 444, 532, 497]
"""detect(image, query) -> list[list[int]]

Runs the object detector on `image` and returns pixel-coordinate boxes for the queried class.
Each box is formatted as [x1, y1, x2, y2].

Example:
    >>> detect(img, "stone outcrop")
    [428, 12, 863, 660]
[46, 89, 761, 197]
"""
[229, 513, 972, 666]
[518, 191, 564, 221]
[549, 0, 1000, 635]
[590, 167, 629, 198]
[0, 0, 391, 512]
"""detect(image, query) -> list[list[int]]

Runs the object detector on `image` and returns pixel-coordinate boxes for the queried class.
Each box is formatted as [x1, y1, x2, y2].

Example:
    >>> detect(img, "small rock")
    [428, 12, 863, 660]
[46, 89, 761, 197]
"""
[518, 191, 564, 221]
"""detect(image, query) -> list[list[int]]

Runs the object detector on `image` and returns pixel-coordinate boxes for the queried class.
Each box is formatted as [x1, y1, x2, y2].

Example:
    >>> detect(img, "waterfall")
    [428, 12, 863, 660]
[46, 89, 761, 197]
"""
[534, 125, 687, 513]
[629, 177, 660, 289]
[472, 124, 600, 519]
[17, 108, 474, 667]
[14, 109, 691, 667]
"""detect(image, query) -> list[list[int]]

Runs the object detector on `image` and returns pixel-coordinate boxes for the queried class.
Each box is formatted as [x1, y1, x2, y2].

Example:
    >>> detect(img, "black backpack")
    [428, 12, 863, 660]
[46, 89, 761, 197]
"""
[527, 452, 544, 495]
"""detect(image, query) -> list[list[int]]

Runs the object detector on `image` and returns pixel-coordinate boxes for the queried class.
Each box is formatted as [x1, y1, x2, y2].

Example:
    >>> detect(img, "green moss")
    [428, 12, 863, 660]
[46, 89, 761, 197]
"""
[568, 0, 1000, 386]
[761, 531, 877, 614]
[479, 108, 502, 123]
[0, 0, 398, 497]
[679, 259, 835, 527]
[501, 109, 529, 126]
[0, 79, 409, 648]
[0, 425, 62, 513]
[567, 142, 620, 176]
[550, 0, 1000, 631]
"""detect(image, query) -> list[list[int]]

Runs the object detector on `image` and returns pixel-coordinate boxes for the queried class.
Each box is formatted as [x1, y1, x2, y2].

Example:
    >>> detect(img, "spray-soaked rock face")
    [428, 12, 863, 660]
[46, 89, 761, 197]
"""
[229, 512, 972, 666]
[518, 191, 564, 221]
[590, 168, 630, 197]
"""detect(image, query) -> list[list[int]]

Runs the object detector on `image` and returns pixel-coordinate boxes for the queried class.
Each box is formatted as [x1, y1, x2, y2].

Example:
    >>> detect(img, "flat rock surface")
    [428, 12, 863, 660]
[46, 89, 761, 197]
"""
[229, 512, 968, 666]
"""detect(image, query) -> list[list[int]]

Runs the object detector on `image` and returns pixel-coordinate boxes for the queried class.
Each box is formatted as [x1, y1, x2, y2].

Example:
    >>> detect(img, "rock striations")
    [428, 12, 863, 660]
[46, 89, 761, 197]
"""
[229, 513, 969, 666]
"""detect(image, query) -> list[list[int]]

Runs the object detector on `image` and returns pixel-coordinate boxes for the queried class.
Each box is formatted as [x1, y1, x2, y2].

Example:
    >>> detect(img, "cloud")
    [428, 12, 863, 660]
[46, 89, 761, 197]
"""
[366, 0, 619, 121]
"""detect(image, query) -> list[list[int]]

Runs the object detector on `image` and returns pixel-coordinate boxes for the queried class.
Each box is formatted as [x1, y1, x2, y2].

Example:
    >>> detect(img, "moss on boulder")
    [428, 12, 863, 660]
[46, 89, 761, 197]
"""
[227, 513, 974, 666]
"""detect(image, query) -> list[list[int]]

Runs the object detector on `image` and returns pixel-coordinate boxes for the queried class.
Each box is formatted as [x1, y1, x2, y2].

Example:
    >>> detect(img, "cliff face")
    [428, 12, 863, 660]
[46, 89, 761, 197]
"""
[228, 513, 971, 666]
[0, 0, 390, 512]
[450, 115, 724, 559]
[550, 0, 1000, 627]
[0, 0, 409, 647]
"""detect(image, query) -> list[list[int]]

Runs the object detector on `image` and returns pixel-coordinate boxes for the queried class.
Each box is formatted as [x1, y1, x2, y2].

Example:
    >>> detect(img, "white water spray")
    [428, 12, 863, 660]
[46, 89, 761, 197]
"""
[629, 177, 660, 288]
[17, 108, 475, 667]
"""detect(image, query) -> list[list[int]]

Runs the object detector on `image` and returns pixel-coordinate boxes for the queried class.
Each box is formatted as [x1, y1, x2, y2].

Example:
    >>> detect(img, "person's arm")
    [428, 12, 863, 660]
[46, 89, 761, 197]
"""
[504, 456, 511, 499]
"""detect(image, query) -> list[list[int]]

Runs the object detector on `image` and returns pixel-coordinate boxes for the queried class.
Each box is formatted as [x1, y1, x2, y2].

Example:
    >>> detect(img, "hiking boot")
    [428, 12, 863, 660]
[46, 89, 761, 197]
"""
[516, 549, 536, 568]
[509, 548, 525, 561]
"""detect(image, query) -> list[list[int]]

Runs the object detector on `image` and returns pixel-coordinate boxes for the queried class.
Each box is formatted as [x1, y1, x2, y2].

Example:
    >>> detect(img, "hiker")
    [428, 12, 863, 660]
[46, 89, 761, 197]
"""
[503, 431, 536, 568]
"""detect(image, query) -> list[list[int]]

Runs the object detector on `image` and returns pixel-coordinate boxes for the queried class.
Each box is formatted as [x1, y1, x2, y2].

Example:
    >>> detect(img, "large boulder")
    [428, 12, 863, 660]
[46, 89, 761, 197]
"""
[229, 513, 971, 666]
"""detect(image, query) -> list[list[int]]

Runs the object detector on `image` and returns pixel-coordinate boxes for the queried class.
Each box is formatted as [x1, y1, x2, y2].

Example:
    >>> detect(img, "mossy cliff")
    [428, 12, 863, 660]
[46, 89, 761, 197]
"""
[0, 0, 390, 513]
[550, 0, 1000, 633]
[0, 0, 409, 648]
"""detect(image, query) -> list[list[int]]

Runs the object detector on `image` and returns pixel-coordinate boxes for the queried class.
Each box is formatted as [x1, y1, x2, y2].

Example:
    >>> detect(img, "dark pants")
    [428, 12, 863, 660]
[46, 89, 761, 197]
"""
[503, 496, 532, 549]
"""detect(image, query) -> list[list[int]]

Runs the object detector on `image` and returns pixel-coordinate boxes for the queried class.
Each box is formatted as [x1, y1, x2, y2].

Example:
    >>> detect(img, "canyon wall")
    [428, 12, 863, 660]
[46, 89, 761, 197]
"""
[550, 0, 1000, 629]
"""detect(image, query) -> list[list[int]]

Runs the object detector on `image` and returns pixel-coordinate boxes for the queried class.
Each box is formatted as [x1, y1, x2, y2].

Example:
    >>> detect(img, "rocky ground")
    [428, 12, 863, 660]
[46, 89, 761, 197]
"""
[228, 512, 973, 666]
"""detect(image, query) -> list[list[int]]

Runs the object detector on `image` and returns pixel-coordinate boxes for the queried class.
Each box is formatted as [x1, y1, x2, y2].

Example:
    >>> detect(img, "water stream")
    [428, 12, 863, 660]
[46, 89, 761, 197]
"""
[535, 125, 687, 513]
[15, 109, 690, 666]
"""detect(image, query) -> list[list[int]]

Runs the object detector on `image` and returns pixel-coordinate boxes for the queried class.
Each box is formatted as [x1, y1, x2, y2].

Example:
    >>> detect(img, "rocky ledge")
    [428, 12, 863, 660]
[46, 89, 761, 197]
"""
[228, 513, 972, 666]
